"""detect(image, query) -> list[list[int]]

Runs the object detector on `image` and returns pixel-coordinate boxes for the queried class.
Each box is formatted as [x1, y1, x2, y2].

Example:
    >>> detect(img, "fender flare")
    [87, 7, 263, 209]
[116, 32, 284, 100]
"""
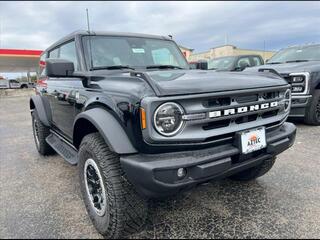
[73, 108, 137, 154]
[29, 95, 52, 126]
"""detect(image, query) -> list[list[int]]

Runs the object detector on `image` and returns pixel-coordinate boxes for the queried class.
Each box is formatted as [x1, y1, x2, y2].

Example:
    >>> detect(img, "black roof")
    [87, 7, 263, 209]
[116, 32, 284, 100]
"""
[46, 30, 172, 51]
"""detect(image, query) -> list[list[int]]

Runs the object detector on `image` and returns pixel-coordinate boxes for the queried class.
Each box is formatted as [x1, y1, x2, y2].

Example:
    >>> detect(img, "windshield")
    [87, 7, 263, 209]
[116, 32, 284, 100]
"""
[268, 45, 320, 64]
[207, 56, 235, 70]
[83, 36, 189, 70]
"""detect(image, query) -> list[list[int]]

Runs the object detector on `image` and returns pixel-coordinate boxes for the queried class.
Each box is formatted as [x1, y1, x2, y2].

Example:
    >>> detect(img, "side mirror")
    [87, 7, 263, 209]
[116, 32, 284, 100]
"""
[46, 59, 74, 77]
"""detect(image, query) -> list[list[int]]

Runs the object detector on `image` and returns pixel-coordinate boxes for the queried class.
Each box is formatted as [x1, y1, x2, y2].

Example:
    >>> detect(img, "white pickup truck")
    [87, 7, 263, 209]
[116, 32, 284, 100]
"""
[0, 79, 32, 89]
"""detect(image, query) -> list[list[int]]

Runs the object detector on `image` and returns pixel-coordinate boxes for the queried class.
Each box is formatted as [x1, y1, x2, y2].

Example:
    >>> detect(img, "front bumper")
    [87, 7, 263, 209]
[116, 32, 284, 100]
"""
[121, 122, 296, 198]
[289, 95, 312, 117]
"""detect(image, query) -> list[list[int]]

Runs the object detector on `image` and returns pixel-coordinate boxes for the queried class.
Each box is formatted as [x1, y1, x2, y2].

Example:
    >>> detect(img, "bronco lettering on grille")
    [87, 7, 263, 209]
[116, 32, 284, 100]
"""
[209, 101, 279, 118]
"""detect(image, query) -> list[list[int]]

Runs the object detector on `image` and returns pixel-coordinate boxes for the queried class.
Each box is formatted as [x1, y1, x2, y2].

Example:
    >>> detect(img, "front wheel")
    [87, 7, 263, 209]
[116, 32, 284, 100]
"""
[304, 90, 320, 125]
[229, 157, 276, 181]
[31, 110, 55, 155]
[78, 133, 147, 239]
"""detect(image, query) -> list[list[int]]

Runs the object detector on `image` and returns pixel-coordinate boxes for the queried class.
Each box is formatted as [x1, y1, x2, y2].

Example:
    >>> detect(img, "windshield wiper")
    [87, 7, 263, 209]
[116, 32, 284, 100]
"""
[266, 61, 284, 65]
[207, 68, 217, 70]
[285, 60, 310, 63]
[91, 65, 135, 70]
[146, 64, 184, 69]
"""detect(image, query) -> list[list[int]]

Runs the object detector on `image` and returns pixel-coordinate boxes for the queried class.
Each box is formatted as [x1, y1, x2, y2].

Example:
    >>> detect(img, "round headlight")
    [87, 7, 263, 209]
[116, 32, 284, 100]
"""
[284, 89, 291, 111]
[153, 102, 185, 136]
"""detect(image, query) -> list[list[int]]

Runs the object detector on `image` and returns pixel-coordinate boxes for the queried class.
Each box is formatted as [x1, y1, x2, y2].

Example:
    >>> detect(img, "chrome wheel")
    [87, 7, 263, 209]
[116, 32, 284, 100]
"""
[84, 158, 107, 217]
[33, 117, 40, 148]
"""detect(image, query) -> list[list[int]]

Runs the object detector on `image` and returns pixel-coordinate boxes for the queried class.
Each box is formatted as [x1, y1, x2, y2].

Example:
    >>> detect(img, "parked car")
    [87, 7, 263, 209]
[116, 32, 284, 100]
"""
[245, 43, 320, 125]
[188, 61, 198, 69]
[188, 59, 208, 70]
[30, 30, 296, 238]
[206, 55, 264, 71]
[0, 79, 31, 89]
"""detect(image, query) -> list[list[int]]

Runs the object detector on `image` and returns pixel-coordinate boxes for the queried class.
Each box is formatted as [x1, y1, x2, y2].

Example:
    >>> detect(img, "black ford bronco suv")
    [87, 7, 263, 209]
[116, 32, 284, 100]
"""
[30, 31, 296, 238]
[245, 43, 320, 125]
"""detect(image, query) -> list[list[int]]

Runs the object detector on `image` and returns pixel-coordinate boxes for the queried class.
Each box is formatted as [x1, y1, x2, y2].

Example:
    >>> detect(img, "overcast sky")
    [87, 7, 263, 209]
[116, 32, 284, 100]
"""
[0, 1, 319, 54]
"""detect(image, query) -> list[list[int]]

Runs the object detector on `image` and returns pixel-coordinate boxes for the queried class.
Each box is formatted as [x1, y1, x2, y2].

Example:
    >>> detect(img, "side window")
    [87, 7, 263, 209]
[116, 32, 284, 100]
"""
[252, 56, 263, 66]
[59, 41, 79, 70]
[151, 48, 178, 65]
[49, 48, 59, 58]
[236, 57, 251, 68]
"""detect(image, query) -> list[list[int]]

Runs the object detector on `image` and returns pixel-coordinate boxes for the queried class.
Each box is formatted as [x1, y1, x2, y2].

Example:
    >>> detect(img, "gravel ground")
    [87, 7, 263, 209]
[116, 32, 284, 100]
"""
[0, 96, 319, 239]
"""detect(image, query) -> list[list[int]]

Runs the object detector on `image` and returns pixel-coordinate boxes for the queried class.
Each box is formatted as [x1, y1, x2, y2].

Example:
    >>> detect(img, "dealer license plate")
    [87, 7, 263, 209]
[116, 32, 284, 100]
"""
[240, 127, 267, 154]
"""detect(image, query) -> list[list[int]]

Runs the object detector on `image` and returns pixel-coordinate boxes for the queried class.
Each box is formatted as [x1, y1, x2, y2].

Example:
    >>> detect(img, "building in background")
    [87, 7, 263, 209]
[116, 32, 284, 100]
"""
[188, 44, 275, 62]
[179, 45, 194, 60]
[0, 48, 42, 82]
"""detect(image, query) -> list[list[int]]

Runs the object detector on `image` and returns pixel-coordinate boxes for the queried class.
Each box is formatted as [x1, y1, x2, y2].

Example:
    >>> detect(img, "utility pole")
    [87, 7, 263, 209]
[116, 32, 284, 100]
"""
[263, 40, 266, 60]
[86, 8, 91, 33]
[224, 33, 228, 45]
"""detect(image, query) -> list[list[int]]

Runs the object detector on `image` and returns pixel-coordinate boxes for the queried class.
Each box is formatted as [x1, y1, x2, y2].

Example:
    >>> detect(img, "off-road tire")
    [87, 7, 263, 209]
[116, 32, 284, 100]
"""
[78, 133, 148, 239]
[31, 110, 55, 155]
[229, 157, 276, 181]
[304, 90, 320, 125]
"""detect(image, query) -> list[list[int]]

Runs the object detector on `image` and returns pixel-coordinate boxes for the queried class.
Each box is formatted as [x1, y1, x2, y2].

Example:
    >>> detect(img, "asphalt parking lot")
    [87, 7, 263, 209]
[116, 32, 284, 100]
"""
[0, 95, 320, 239]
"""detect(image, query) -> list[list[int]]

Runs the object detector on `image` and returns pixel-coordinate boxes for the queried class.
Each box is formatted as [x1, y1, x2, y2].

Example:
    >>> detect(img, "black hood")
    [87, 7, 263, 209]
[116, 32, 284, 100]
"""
[92, 69, 288, 98]
[245, 60, 320, 75]
[145, 69, 288, 96]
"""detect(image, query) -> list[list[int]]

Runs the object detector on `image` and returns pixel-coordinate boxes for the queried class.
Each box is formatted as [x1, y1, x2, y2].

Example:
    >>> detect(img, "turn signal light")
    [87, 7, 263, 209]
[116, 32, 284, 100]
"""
[140, 107, 147, 129]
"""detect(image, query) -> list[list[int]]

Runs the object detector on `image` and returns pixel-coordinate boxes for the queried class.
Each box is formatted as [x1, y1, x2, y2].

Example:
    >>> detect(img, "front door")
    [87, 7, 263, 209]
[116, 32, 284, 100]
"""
[46, 40, 81, 139]
[47, 79, 84, 138]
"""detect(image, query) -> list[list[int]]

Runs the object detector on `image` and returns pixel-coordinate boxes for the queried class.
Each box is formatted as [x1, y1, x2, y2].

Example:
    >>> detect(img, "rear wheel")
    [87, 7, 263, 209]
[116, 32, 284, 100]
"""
[78, 133, 147, 239]
[304, 90, 320, 125]
[31, 110, 55, 155]
[229, 157, 276, 181]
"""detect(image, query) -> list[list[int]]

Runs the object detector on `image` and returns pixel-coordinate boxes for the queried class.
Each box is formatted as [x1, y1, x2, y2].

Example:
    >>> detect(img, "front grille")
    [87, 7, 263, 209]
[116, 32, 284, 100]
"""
[142, 86, 289, 144]
[198, 89, 286, 131]
[235, 113, 258, 124]
[203, 97, 231, 107]
[205, 132, 234, 143]
[179, 88, 289, 143]
[235, 94, 259, 103]
[203, 119, 231, 130]
[263, 91, 280, 100]
[262, 109, 279, 119]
